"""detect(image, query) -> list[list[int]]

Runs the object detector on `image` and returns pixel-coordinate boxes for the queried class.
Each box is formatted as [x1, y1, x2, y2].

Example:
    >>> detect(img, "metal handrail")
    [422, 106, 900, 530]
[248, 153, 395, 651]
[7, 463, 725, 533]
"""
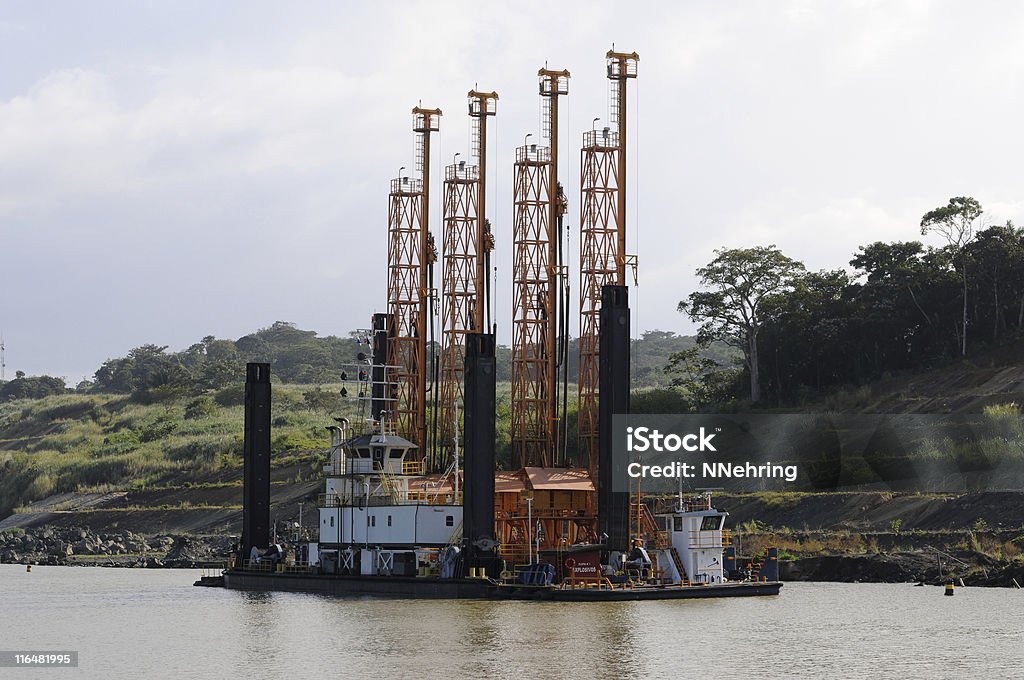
[390, 177, 423, 194]
[497, 508, 592, 521]
[320, 491, 463, 507]
[688, 529, 732, 548]
[582, 128, 619, 149]
[402, 459, 425, 476]
[515, 145, 551, 163]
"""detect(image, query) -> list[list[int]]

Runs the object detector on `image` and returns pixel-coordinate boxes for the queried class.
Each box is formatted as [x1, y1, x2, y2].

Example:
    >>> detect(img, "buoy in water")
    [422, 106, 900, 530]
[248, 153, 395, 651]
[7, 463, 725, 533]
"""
[944, 579, 954, 596]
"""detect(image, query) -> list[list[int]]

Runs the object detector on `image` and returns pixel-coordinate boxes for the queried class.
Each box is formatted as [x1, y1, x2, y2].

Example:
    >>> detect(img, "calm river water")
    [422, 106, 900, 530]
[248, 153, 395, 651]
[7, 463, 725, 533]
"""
[2, 564, 1022, 679]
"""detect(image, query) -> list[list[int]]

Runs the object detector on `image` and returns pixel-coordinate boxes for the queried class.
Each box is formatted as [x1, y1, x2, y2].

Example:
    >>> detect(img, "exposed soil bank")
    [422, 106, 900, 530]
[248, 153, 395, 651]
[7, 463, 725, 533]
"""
[782, 553, 1024, 587]
[2, 490, 1022, 586]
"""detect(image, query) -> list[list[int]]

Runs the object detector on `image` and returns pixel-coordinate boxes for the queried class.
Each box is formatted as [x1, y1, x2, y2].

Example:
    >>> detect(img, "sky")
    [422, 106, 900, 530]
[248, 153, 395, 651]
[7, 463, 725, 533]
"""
[1, 0, 1022, 383]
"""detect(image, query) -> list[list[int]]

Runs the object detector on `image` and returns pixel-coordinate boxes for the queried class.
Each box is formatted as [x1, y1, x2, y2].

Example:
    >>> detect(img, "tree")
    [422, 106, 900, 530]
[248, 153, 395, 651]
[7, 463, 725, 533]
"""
[758, 269, 858, 402]
[663, 346, 721, 408]
[965, 222, 1024, 343]
[678, 246, 805, 403]
[849, 242, 960, 368]
[920, 196, 982, 356]
[0, 374, 66, 401]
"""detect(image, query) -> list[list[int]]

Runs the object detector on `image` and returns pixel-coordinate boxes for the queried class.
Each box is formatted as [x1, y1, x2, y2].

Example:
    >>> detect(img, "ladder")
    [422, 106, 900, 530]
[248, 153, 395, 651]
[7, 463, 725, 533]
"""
[379, 468, 402, 504]
[669, 547, 690, 585]
[446, 518, 464, 547]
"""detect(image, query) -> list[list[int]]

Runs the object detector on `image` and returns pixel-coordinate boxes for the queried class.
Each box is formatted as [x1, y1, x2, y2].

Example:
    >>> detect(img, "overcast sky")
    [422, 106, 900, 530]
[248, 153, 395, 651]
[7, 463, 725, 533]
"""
[1, 1, 1022, 382]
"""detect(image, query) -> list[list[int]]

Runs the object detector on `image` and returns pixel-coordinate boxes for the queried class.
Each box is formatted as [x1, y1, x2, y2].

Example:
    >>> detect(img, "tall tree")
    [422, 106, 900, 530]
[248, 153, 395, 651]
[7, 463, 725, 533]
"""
[920, 196, 982, 356]
[758, 269, 857, 402]
[966, 222, 1024, 342]
[678, 245, 804, 403]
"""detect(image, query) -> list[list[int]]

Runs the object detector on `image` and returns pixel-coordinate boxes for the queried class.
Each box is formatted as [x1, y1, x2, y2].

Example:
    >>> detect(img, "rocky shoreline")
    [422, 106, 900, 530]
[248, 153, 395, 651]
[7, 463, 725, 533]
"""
[4, 524, 1023, 587]
[780, 552, 1024, 588]
[0, 526, 232, 568]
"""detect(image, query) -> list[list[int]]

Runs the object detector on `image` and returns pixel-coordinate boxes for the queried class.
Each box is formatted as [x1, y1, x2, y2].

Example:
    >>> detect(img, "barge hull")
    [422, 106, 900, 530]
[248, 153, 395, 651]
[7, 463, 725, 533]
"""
[221, 570, 781, 600]
[222, 570, 493, 598]
[491, 581, 783, 601]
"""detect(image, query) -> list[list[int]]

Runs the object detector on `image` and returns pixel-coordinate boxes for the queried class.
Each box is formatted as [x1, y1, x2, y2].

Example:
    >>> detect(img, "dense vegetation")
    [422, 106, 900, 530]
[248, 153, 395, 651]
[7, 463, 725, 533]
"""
[680, 198, 1024, 406]
[2, 322, 730, 407]
[0, 372, 67, 402]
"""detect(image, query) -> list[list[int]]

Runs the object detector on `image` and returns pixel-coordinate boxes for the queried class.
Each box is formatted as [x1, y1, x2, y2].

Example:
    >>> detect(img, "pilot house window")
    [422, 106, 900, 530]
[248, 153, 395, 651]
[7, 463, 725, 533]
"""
[700, 515, 723, 531]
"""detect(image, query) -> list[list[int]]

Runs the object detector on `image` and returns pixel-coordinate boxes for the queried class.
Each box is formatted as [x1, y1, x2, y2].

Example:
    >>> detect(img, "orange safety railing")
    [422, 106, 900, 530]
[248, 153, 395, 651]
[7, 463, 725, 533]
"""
[498, 543, 531, 565]
[406, 490, 462, 505]
[497, 508, 594, 521]
[632, 501, 670, 548]
[688, 529, 732, 548]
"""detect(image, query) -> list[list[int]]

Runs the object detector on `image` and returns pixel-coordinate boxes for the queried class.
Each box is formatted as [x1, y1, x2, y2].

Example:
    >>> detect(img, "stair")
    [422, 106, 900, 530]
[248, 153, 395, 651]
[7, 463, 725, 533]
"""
[669, 547, 689, 585]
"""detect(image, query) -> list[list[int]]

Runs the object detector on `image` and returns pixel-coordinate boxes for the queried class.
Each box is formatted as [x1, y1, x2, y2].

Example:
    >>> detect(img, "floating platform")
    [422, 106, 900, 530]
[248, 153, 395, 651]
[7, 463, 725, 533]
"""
[215, 569, 781, 600]
[221, 569, 493, 598]
[489, 580, 782, 601]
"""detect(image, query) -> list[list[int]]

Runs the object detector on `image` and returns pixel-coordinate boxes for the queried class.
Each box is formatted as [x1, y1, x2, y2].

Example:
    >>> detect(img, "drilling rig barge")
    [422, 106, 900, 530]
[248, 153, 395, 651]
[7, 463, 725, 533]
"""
[216, 354, 781, 600]
[215, 53, 783, 601]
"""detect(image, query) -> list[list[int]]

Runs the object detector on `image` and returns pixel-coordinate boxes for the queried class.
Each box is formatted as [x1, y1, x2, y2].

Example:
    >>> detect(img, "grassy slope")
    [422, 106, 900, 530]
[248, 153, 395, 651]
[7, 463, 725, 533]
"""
[0, 380, 569, 520]
[0, 384, 360, 517]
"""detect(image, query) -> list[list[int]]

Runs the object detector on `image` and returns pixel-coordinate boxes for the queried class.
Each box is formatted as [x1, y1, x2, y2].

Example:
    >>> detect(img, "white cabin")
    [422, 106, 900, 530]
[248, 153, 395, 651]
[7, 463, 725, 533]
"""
[655, 494, 729, 584]
[316, 428, 462, 575]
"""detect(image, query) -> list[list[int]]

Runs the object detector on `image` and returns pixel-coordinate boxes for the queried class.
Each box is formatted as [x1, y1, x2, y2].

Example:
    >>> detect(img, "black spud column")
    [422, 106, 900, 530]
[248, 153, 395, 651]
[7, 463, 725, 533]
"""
[598, 285, 630, 552]
[463, 333, 497, 573]
[242, 362, 272, 554]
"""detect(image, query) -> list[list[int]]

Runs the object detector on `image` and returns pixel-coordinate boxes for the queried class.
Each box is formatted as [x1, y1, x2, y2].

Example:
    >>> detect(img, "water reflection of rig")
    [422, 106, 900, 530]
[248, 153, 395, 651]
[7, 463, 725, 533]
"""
[218, 50, 781, 599]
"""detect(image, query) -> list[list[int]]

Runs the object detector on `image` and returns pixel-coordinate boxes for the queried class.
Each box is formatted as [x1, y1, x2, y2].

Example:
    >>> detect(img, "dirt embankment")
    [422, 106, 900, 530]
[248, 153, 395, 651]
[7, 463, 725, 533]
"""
[0, 465, 322, 568]
[718, 491, 1024, 532]
[781, 553, 1024, 588]
[719, 491, 1024, 587]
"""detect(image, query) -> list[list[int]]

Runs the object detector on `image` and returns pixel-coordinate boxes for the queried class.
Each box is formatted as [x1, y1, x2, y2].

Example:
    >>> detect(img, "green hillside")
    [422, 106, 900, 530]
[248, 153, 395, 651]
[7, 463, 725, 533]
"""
[0, 323, 735, 516]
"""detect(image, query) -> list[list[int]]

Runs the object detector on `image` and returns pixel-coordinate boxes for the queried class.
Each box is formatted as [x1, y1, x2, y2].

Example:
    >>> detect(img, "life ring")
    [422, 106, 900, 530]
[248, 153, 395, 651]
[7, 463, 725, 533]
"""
[564, 557, 577, 570]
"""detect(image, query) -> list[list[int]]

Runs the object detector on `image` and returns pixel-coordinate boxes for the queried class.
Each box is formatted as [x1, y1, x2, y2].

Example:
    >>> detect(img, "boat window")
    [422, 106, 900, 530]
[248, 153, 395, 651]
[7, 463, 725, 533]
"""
[370, 516, 376, 527]
[330, 516, 334, 528]
[446, 515, 454, 527]
[389, 449, 403, 458]
[700, 515, 724, 531]
[674, 516, 683, 532]
[387, 515, 392, 527]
